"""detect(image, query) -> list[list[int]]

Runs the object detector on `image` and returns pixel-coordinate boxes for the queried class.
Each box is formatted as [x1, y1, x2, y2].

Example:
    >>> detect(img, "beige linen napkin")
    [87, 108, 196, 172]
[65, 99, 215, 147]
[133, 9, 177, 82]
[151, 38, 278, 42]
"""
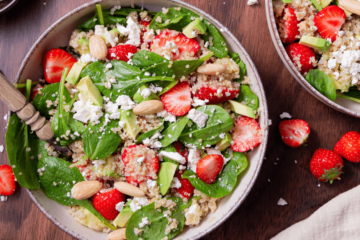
[271, 185, 360, 240]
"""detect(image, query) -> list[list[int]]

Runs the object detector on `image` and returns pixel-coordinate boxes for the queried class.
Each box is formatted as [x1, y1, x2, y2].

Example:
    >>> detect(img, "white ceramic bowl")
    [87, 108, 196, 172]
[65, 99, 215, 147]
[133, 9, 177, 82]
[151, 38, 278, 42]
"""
[266, 0, 360, 118]
[16, 0, 269, 239]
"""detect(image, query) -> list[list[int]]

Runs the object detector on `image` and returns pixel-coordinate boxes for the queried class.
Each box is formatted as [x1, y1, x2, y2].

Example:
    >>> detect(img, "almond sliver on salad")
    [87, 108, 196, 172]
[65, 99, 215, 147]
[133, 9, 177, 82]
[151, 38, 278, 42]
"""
[274, 0, 360, 103]
[5, 4, 263, 240]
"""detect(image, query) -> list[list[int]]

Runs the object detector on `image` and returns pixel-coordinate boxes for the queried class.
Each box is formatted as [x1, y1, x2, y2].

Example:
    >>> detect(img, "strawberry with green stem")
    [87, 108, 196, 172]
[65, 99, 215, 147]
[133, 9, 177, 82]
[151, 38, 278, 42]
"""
[310, 149, 343, 184]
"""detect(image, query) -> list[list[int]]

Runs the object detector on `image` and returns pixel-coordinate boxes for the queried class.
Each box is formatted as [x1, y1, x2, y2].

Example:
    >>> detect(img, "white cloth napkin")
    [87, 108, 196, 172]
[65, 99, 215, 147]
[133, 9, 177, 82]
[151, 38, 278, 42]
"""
[271, 185, 360, 240]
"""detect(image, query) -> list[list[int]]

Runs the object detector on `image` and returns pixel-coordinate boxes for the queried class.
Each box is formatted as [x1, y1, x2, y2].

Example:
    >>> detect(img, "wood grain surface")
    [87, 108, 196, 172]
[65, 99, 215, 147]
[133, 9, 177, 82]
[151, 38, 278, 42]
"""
[0, 0, 359, 239]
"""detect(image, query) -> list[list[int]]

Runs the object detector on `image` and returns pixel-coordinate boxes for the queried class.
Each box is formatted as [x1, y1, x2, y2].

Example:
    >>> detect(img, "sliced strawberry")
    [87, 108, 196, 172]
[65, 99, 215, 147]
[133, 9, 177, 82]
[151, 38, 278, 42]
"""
[334, 131, 360, 163]
[0, 165, 16, 196]
[150, 29, 200, 60]
[285, 43, 316, 75]
[160, 82, 191, 116]
[231, 116, 262, 152]
[278, 7, 300, 44]
[194, 85, 239, 104]
[106, 44, 138, 62]
[140, 20, 151, 27]
[32, 85, 44, 101]
[196, 154, 224, 184]
[314, 5, 346, 42]
[43, 49, 77, 84]
[173, 141, 188, 164]
[92, 189, 125, 220]
[279, 119, 310, 148]
[122, 145, 159, 184]
[174, 171, 194, 199]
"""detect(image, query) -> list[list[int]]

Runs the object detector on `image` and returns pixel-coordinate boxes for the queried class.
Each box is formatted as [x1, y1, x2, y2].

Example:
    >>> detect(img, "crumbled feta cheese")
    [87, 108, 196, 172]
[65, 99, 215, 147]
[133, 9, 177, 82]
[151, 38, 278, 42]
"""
[187, 148, 201, 172]
[115, 95, 136, 110]
[0, 196, 8, 202]
[137, 156, 145, 164]
[140, 88, 151, 99]
[72, 98, 104, 124]
[92, 160, 105, 167]
[146, 179, 157, 188]
[171, 177, 182, 189]
[192, 97, 207, 107]
[219, 133, 226, 139]
[247, 0, 259, 5]
[277, 198, 288, 206]
[157, 110, 176, 122]
[139, 217, 149, 228]
[117, 17, 141, 47]
[130, 197, 150, 212]
[188, 109, 208, 128]
[79, 53, 98, 63]
[159, 151, 186, 164]
[161, 41, 179, 60]
[115, 201, 125, 212]
[279, 112, 292, 119]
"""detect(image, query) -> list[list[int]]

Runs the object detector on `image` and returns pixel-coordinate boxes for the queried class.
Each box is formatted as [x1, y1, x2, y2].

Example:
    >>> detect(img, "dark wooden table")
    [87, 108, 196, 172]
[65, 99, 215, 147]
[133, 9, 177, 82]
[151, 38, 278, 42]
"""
[1, 0, 359, 239]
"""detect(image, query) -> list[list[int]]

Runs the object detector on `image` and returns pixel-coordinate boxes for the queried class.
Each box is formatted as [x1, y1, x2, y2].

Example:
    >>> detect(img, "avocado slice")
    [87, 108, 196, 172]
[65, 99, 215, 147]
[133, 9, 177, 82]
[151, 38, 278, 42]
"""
[335, 0, 352, 17]
[216, 133, 233, 151]
[76, 76, 103, 107]
[182, 18, 207, 38]
[228, 100, 256, 119]
[299, 36, 331, 52]
[320, 0, 332, 8]
[119, 109, 141, 140]
[77, 38, 90, 55]
[76, 206, 107, 229]
[200, 151, 208, 159]
[157, 162, 178, 195]
[66, 62, 88, 85]
[309, 0, 323, 11]
[133, 84, 160, 104]
[113, 206, 133, 228]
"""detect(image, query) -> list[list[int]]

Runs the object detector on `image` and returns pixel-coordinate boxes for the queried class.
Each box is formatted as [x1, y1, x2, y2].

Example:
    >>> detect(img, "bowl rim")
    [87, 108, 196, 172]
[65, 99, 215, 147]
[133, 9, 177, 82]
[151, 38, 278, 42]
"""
[0, 0, 19, 14]
[16, 0, 269, 239]
[265, 0, 360, 118]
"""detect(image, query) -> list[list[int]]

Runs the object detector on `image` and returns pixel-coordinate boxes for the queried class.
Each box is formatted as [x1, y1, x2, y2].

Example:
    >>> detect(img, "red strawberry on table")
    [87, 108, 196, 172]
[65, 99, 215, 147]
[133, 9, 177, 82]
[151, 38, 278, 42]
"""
[174, 171, 194, 199]
[334, 131, 360, 163]
[160, 82, 191, 116]
[278, 7, 300, 44]
[193, 85, 239, 104]
[196, 154, 224, 184]
[122, 145, 159, 184]
[43, 49, 77, 84]
[285, 43, 316, 75]
[92, 189, 125, 220]
[106, 44, 138, 62]
[279, 119, 310, 148]
[231, 116, 262, 152]
[150, 29, 200, 60]
[310, 149, 343, 184]
[314, 5, 346, 43]
[0, 165, 16, 196]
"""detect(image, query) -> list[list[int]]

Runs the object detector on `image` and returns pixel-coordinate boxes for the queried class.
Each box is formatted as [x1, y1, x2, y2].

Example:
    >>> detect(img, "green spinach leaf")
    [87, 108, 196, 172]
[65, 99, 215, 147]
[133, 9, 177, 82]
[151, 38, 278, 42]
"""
[237, 85, 259, 110]
[83, 115, 122, 160]
[202, 19, 228, 58]
[136, 120, 164, 144]
[131, 51, 168, 69]
[229, 52, 247, 82]
[224, 151, 248, 175]
[33, 83, 71, 119]
[305, 69, 336, 101]
[182, 160, 238, 198]
[179, 105, 233, 148]
[159, 117, 189, 148]
[38, 156, 116, 230]
[5, 114, 40, 189]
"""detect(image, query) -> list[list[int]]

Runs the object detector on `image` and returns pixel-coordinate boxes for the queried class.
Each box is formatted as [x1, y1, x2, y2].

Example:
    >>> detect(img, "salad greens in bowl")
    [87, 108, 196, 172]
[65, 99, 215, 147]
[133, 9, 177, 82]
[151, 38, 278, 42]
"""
[9, 0, 268, 239]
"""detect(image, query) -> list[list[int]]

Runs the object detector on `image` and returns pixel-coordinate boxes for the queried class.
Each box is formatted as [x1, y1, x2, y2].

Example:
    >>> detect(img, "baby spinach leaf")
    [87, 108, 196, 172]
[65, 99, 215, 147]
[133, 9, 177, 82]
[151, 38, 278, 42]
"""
[202, 20, 228, 59]
[126, 197, 188, 240]
[182, 160, 238, 198]
[341, 87, 360, 100]
[229, 52, 247, 82]
[131, 51, 168, 69]
[306, 69, 336, 101]
[179, 105, 233, 148]
[5, 114, 40, 190]
[237, 85, 259, 111]
[159, 117, 189, 148]
[33, 83, 71, 119]
[38, 140, 49, 159]
[224, 151, 248, 175]
[83, 115, 121, 160]
[80, 60, 174, 102]
[158, 81, 178, 96]
[38, 156, 116, 230]
[136, 120, 164, 144]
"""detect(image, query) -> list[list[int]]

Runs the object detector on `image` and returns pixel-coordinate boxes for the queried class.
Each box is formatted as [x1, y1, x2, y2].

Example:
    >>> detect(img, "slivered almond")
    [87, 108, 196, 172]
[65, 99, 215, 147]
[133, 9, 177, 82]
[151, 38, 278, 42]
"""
[197, 63, 226, 75]
[107, 228, 126, 240]
[71, 181, 102, 200]
[132, 100, 164, 115]
[339, 0, 360, 15]
[114, 182, 145, 197]
[89, 35, 108, 59]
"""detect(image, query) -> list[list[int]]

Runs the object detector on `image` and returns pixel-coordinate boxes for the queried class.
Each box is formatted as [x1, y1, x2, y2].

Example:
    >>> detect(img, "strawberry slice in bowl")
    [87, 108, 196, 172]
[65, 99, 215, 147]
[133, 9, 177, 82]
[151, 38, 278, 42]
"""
[278, 7, 300, 44]
[193, 83, 240, 104]
[92, 189, 125, 220]
[196, 154, 224, 184]
[279, 119, 310, 148]
[231, 116, 262, 153]
[106, 44, 138, 62]
[285, 43, 316, 75]
[173, 170, 194, 199]
[160, 81, 191, 116]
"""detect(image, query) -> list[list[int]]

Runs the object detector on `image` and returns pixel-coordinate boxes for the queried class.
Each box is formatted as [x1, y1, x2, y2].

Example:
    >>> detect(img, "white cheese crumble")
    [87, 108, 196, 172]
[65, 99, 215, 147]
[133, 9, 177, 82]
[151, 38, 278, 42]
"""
[130, 197, 150, 212]
[187, 109, 208, 128]
[137, 156, 145, 164]
[139, 217, 149, 228]
[0, 196, 8, 202]
[115, 95, 136, 110]
[72, 97, 104, 124]
[279, 112, 292, 119]
[277, 198, 288, 206]
[117, 17, 141, 47]
[192, 97, 208, 107]
[115, 201, 125, 212]
[159, 151, 186, 164]
[79, 53, 98, 63]
[187, 148, 201, 172]
[247, 0, 259, 5]
[0, 145, 4, 153]
[140, 88, 151, 99]
[146, 179, 157, 188]
[157, 110, 176, 122]
[149, 84, 163, 94]
[161, 41, 179, 60]
[171, 177, 182, 189]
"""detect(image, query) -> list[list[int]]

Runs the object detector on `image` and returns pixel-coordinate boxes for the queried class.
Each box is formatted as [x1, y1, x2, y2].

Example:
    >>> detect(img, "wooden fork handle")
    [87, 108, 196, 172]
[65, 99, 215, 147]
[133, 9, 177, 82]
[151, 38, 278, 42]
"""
[0, 72, 54, 141]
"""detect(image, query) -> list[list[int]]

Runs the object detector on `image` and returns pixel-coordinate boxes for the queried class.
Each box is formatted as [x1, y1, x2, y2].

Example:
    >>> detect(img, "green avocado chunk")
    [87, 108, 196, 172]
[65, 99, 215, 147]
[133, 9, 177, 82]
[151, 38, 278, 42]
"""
[133, 84, 160, 104]
[216, 133, 232, 151]
[76, 206, 108, 229]
[93, 155, 120, 178]
[182, 18, 207, 38]
[76, 76, 103, 107]
[66, 62, 88, 85]
[320, 0, 332, 8]
[228, 100, 256, 119]
[119, 109, 141, 140]
[157, 162, 178, 195]
[113, 206, 133, 228]
[77, 38, 90, 55]
[299, 36, 331, 52]
[309, 0, 323, 11]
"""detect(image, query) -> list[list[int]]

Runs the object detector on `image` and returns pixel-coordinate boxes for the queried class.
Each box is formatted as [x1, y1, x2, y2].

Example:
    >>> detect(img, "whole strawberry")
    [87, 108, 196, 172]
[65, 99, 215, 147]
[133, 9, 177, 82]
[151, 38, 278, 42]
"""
[310, 149, 343, 184]
[279, 119, 310, 148]
[92, 189, 125, 220]
[334, 131, 360, 163]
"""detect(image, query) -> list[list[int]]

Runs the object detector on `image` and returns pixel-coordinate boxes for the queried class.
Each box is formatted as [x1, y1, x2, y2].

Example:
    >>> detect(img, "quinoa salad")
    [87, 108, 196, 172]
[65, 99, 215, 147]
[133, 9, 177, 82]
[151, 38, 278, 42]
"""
[274, 0, 360, 103]
[5, 4, 263, 240]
